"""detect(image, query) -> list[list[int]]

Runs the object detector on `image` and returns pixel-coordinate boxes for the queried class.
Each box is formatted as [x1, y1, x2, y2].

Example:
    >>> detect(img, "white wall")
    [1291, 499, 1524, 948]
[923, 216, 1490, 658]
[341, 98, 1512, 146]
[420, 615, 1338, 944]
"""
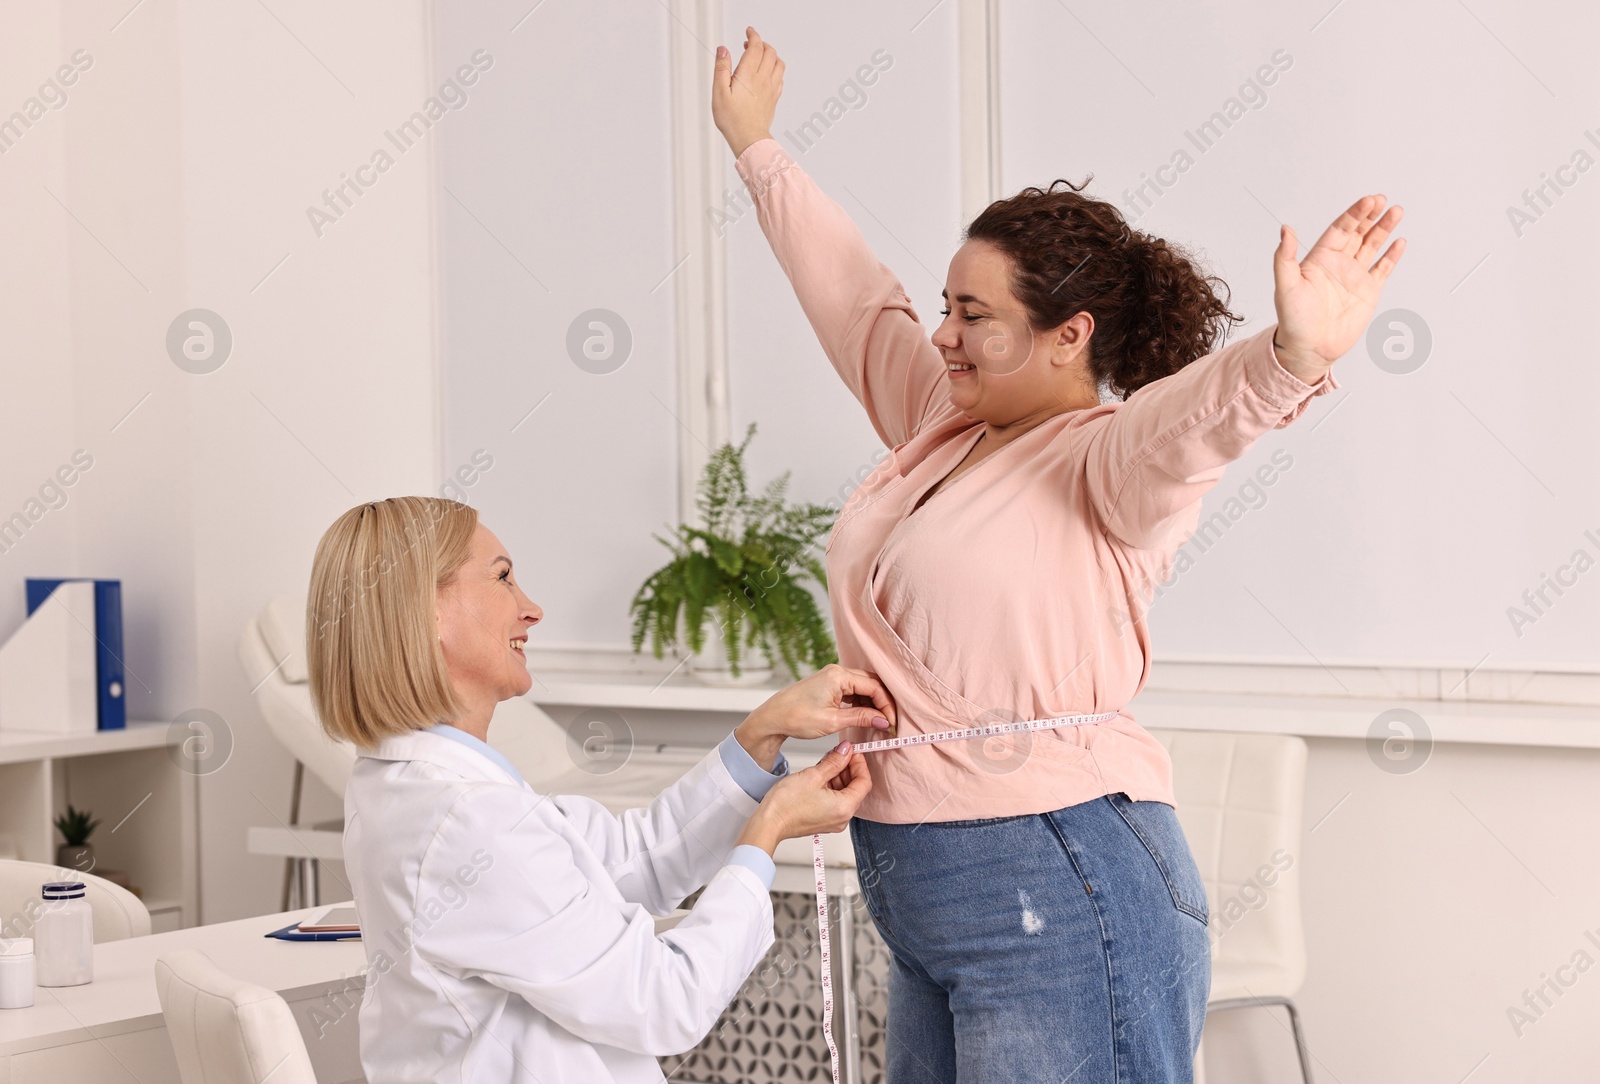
[463, 0, 1600, 672]
[1, 0, 199, 893]
[722, 0, 963, 526]
[430, 1, 964, 654]
[178, 0, 442, 923]
[990, 9, 1600, 1075]
[4, 1, 1599, 1079]
[1275, 737, 1600, 1082]
[0, 7, 86, 635]
[433, 0, 684, 649]
[0, 0, 442, 923]
[999, 0, 1600, 668]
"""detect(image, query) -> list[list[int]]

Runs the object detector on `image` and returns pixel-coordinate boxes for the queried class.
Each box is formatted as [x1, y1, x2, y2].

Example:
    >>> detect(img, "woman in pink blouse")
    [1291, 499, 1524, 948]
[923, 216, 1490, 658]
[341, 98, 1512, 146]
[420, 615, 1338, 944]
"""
[713, 28, 1404, 1084]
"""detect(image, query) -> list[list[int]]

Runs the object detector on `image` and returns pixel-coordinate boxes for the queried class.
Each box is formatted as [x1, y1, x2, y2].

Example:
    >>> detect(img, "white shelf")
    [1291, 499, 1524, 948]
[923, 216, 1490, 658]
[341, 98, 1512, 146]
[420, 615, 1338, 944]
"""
[0, 720, 197, 931]
[527, 668, 1600, 749]
[0, 720, 178, 765]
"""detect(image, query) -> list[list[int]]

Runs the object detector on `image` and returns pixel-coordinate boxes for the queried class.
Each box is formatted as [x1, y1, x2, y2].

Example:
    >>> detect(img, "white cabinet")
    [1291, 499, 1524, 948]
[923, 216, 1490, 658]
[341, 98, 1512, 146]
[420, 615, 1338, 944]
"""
[0, 723, 197, 932]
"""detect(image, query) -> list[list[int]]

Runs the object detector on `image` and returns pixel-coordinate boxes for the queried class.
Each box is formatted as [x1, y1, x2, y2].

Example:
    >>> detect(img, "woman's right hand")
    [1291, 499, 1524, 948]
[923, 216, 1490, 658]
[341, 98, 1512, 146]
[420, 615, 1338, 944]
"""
[712, 26, 784, 158]
[736, 742, 872, 855]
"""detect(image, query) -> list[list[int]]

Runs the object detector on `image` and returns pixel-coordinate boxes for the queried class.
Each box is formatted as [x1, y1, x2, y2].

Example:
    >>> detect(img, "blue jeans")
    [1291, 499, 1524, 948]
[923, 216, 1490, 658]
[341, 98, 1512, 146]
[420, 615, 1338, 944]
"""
[849, 793, 1211, 1083]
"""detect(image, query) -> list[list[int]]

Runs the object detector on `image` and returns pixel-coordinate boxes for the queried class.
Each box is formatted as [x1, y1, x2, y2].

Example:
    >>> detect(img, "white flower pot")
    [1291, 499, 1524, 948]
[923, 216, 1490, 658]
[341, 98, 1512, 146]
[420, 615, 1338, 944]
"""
[676, 610, 774, 687]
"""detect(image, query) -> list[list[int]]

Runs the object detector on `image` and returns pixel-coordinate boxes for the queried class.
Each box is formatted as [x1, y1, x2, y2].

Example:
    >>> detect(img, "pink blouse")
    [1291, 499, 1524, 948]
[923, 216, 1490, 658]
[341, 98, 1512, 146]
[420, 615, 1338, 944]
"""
[735, 138, 1339, 823]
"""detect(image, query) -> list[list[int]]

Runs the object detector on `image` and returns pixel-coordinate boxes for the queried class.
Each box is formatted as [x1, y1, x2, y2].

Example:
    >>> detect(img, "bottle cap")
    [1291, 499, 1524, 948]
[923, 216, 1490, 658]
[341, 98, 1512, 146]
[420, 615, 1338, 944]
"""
[0, 937, 33, 957]
[42, 882, 87, 900]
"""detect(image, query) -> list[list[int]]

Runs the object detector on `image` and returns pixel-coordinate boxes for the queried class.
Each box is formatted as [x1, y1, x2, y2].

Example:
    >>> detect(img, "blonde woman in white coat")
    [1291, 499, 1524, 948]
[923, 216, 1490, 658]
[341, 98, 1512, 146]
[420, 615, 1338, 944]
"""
[307, 496, 887, 1083]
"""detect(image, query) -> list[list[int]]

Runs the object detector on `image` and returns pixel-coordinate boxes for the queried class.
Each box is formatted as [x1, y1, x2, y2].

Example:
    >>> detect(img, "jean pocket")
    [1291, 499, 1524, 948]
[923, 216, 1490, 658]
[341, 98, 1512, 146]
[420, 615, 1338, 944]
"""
[1107, 793, 1210, 926]
[848, 819, 894, 936]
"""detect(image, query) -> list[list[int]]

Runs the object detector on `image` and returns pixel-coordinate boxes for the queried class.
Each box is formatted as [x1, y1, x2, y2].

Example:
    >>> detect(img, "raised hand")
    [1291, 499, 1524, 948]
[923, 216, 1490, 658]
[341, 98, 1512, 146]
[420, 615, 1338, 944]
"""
[711, 26, 785, 158]
[1271, 195, 1407, 384]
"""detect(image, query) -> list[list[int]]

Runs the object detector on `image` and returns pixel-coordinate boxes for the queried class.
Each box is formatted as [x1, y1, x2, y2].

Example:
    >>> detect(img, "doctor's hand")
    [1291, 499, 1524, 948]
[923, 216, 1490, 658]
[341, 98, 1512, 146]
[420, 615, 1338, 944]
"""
[735, 742, 873, 855]
[734, 664, 895, 771]
[712, 27, 783, 159]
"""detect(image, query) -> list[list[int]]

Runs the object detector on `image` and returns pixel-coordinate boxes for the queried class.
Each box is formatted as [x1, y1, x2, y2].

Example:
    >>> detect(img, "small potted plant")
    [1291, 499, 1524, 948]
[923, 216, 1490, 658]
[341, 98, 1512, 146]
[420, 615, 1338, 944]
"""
[55, 804, 99, 872]
[630, 422, 838, 686]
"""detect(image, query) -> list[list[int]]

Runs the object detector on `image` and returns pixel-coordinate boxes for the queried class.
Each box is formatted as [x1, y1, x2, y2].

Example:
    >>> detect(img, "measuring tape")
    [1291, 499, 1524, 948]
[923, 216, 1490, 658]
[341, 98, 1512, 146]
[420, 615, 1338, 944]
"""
[808, 710, 1119, 1082]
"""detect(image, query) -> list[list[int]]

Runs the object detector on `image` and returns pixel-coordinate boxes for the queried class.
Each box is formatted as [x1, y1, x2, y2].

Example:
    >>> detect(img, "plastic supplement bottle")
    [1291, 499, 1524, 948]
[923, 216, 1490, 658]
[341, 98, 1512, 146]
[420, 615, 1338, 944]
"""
[35, 882, 94, 987]
[0, 937, 35, 1008]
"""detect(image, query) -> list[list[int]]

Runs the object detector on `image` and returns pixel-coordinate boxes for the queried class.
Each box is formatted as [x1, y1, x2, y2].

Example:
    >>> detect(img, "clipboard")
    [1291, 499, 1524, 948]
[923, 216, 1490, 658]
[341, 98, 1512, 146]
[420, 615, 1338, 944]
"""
[263, 921, 362, 942]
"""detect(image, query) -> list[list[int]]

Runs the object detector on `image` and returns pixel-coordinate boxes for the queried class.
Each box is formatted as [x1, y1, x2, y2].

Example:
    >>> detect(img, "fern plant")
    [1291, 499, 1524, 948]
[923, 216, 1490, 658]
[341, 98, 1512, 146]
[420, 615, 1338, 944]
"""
[55, 804, 99, 846]
[630, 422, 837, 680]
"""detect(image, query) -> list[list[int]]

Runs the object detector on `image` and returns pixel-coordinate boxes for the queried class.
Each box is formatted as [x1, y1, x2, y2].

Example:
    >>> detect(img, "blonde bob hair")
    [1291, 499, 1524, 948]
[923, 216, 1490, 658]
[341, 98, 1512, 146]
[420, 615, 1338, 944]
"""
[307, 496, 478, 750]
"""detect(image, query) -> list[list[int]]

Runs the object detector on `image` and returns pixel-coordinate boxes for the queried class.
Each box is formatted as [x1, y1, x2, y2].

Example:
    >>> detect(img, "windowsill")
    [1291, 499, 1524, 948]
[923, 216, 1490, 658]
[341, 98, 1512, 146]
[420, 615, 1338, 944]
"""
[528, 664, 784, 715]
[1126, 688, 1600, 749]
[524, 652, 1600, 750]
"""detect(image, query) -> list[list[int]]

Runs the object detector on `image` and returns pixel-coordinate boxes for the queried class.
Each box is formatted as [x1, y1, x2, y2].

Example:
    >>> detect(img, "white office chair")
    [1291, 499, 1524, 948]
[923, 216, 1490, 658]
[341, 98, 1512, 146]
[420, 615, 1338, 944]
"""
[155, 948, 317, 1084]
[238, 595, 357, 910]
[239, 594, 578, 907]
[1150, 728, 1313, 1084]
[0, 859, 150, 941]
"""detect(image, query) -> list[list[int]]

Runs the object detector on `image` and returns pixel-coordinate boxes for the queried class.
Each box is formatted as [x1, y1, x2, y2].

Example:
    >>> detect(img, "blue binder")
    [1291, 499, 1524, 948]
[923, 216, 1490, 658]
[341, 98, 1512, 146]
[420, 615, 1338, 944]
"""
[24, 578, 125, 731]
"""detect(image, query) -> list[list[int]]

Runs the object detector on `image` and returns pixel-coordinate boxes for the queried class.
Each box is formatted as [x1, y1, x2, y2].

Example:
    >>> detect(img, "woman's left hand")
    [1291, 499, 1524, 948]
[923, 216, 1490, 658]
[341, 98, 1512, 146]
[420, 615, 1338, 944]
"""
[735, 664, 896, 767]
[1271, 195, 1407, 385]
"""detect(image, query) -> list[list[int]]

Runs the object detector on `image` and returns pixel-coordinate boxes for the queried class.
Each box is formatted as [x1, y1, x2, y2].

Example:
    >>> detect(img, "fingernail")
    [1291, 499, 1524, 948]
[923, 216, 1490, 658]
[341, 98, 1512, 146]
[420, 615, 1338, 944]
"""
[716, 45, 727, 58]
[871, 716, 889, 729]
[837, 740, 853, 755]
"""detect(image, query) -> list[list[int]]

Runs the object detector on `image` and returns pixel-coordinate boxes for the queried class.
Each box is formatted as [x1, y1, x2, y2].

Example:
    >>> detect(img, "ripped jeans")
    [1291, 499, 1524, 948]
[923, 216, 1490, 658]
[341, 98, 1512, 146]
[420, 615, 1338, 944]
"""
[849, 793, 1211, 1083]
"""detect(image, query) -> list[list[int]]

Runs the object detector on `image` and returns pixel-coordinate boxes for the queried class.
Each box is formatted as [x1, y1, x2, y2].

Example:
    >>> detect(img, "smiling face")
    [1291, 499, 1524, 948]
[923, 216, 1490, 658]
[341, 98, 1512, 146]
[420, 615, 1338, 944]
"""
[435, 523, 543, 717]
[931, 239, 1100, 423]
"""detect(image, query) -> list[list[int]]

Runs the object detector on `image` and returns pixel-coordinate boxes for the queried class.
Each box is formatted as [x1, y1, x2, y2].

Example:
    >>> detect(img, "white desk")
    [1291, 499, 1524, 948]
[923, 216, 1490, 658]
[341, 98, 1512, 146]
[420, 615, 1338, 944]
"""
[0, 903, 368, 1084]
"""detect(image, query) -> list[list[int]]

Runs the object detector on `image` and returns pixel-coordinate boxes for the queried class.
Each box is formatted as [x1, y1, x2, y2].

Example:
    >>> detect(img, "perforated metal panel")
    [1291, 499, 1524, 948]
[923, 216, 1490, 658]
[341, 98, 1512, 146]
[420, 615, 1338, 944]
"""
[662, 890, 890, 1084]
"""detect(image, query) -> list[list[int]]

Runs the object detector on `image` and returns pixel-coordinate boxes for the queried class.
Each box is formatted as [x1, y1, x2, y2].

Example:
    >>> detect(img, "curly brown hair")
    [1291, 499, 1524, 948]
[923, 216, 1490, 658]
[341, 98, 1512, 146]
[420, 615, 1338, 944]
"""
[964, 177, 1243, 400]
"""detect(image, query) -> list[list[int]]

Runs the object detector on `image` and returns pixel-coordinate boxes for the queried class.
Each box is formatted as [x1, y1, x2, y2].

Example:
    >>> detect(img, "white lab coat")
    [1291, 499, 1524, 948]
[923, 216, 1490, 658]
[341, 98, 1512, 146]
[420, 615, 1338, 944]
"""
[342, 728, 776, 1083]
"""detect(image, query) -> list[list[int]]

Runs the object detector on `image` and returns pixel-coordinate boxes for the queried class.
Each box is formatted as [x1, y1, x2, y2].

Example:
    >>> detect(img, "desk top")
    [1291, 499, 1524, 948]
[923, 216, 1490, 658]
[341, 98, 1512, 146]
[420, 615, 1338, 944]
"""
[0, 902, 367, 1056]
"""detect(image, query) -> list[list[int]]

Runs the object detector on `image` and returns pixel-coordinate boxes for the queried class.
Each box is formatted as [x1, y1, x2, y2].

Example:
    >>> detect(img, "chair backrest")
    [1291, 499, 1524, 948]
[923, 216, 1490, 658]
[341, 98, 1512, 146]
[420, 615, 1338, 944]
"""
[155, 948, 318, 1084]
[239, 594, 358, 798]
[239, 594, 575, 797]
[0, 859, 150, 942]
[1149, 728, 1308, 994]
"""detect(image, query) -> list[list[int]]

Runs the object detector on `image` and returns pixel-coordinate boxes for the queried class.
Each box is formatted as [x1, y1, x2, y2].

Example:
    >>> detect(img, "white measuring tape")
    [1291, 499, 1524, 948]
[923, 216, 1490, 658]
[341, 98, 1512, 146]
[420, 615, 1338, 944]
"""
[808, 710, 1119, 1082]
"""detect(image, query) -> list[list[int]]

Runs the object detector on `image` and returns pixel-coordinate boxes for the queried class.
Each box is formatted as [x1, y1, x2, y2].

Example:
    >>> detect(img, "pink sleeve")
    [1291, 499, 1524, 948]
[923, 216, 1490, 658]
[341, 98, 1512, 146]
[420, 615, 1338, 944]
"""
[734, 138, 947, 449]
[1082, 324, 1340, 550]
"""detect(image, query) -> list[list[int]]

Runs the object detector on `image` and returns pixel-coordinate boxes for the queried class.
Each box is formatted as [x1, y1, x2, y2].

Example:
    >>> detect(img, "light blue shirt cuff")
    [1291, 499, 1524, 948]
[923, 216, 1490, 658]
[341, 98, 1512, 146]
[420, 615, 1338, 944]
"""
[718, 729, 790, 803]
[726, 844, 777, 890]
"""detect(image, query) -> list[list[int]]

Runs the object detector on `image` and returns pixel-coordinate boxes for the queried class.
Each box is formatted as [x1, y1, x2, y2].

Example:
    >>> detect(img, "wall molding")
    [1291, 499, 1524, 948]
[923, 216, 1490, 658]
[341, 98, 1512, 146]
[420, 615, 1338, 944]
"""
[423, 0, 446, 498]
[957, 0, 1002, 223]
[667, 0, 731, 526]
[525, 643, 1600, 711]
[1144, 656, 1600, 709]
